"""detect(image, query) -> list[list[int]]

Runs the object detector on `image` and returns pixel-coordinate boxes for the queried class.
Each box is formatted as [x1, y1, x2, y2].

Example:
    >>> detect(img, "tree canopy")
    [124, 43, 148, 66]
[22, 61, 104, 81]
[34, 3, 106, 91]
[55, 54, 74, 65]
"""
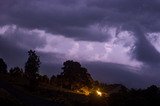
[9, 67, 23, 78]
[25, 50, 40, 90]
[59, 60, 94, 90]
[25, 50, 40, 78]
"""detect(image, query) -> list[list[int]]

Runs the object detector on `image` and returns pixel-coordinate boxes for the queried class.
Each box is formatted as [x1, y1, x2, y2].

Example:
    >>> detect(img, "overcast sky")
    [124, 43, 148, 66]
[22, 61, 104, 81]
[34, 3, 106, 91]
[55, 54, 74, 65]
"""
[1, 0, 160, 88]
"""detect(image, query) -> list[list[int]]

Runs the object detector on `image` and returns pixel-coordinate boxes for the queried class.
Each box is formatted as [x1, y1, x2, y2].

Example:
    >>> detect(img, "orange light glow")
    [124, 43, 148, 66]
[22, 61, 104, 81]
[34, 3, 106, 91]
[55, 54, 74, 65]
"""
[96, 90, 102, 96]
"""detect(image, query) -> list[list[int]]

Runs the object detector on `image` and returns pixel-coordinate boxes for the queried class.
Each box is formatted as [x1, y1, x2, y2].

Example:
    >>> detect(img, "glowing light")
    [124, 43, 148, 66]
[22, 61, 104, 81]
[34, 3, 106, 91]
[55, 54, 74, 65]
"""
[96, 90, 102, 96]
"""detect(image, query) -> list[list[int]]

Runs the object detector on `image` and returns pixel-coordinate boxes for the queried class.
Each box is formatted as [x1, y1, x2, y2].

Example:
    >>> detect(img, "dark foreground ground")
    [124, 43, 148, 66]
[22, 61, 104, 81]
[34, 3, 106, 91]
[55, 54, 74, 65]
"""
[0, 80, 63, 106]
[1, 73, 160, 106]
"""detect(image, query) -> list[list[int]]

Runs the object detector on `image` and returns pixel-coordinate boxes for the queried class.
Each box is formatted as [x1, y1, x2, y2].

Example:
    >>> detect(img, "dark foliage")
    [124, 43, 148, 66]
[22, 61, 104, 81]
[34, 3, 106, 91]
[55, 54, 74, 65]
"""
[50, 75, 56, 85]
[24, 50, 40, 91]
[107, 85, 160, 106]
[0, 58, 7, 74]
[9, 67, 23, 78]
[37, 75, 49, 84]
[58, 60, 94, 90]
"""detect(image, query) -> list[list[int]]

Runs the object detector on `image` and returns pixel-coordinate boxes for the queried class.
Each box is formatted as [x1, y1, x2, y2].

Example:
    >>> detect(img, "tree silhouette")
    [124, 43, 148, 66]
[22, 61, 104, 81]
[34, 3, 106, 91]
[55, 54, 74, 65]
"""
[50, 75, 56, 85]
[9, 67, 23, 78]
[59, 60, 94, 90]
[37, 75, 49, 84]
[25, 50, 40, 90]
[0, 58, 7, 74]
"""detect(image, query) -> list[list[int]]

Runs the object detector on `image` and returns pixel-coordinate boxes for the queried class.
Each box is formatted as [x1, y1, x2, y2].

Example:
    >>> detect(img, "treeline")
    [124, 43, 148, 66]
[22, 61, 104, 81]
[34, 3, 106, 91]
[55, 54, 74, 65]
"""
[107, 85, 160, 106]
[0, 50, 96, 92]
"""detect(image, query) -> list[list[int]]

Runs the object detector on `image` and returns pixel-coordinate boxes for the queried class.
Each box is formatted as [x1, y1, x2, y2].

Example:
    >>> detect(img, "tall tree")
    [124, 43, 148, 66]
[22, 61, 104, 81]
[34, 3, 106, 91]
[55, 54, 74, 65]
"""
[0, 58, 7, 74]
[59, 60, 94, 90]
[25, 50, 40, 90]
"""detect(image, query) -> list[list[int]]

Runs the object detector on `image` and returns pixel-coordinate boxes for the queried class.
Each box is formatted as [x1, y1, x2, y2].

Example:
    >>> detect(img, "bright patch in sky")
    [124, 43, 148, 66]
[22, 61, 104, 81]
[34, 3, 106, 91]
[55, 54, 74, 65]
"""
[35, 27, 141, 67]
[0, 25, 142, 67]
[147, 33, 160, 52]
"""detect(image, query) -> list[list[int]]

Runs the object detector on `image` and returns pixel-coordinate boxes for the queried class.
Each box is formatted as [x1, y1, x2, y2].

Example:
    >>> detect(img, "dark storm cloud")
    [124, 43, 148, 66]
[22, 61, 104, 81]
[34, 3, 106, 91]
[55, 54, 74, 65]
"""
[83, 61, 160, 88]
[37, 52, 66, 76]
[0, 26, 62, 71]
[131, 26, 160, 64]
[87, 0, 160, 64]
[2, 26, 46, 49]
[40, 62, 61, 77]
[0, 0, 109, 42]
[0, 34, 65, 76]
[0, 36, 27, 67]
[0, 26, 44, 67]
[1, 0, 160, 64]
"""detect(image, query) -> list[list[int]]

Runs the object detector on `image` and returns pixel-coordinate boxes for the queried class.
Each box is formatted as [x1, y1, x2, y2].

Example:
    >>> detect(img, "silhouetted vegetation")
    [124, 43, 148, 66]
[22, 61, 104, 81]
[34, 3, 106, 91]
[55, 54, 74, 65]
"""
[0, 58, 7, 74]
[107, 85, 160, 106]
[0, 50, 160, 106]
[38, 75, 50, 84]
[25, 50, 40, 91]
[10, 67, 23, 78]
[57, 60, 94, 90]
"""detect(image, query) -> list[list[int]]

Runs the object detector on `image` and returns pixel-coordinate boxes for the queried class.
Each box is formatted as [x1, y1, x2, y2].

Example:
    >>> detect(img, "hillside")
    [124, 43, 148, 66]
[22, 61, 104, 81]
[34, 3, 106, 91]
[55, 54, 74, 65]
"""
[1, 73, 160, 106]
